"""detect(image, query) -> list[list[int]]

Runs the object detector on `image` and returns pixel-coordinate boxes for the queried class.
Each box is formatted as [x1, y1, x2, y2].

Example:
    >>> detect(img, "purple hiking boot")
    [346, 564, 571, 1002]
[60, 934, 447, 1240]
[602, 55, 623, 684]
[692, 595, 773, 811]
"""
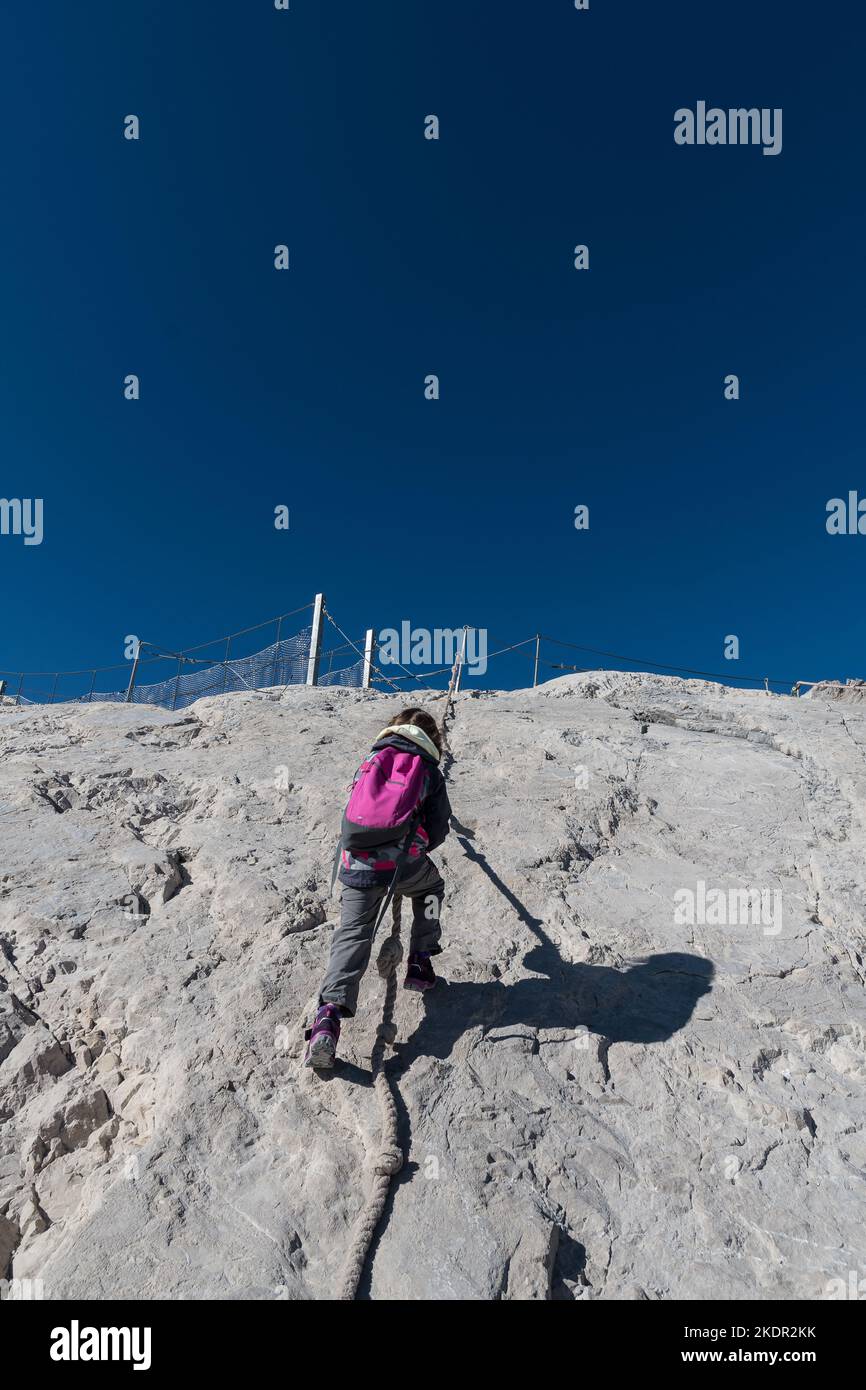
[404, 951, 437, 993]
[304, 1002, 342, 1069]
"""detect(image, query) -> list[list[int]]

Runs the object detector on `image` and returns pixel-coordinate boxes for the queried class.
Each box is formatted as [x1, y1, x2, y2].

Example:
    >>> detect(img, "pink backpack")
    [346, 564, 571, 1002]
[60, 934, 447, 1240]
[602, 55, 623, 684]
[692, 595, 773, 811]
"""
[342, 745, 429, 850]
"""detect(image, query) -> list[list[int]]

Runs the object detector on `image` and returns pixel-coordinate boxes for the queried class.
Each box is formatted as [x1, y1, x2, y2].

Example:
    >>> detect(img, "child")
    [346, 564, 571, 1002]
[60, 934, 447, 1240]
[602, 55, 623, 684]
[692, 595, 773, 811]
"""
[305, 707, 452, 1069]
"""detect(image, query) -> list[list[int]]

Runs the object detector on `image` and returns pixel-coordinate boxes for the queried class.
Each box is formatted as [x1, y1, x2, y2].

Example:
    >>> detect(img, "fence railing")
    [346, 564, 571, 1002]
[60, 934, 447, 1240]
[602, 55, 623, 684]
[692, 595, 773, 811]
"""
[0, 593, 853, 710]
[360, 630, 849, 699]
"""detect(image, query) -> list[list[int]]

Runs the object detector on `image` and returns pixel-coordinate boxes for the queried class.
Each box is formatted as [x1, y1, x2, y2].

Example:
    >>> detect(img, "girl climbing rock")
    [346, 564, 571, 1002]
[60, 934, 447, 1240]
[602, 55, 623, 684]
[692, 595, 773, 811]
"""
[305, 707, 452, 1069]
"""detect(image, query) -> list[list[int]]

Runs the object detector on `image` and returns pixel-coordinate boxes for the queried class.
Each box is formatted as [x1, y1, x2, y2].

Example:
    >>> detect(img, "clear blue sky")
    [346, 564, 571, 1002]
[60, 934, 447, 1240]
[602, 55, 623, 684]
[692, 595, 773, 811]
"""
[2, 1, 864, 696]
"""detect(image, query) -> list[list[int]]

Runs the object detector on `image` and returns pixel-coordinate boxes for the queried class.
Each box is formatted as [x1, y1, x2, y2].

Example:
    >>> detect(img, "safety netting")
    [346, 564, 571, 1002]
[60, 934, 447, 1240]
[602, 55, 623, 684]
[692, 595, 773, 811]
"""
[319, 658, 365, 688]
[92, 628, 314, 709]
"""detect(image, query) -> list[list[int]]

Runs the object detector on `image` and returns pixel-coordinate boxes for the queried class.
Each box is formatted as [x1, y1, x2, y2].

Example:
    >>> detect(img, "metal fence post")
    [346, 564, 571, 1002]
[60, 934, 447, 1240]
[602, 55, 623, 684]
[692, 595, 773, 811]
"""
[88, 670, 97, 703]
[221, 637, 232, 694]
[453, 626, 469, 693]
[14, 674, 23, 706]
[270, 615, 283, 688]
[533, 634, 541, 688]
[125, 642, 141, 703]
[362, 629, 375, 689]
[171, 657, 183, 711]
[49, 673, 59, 705]
[0, 680, 5, 701]
[306, 593, 325, 686]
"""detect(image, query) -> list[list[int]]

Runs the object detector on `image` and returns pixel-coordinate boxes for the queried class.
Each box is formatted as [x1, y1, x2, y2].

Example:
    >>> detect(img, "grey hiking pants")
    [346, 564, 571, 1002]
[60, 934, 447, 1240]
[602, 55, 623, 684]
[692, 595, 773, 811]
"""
[320, 858, 445, 1016]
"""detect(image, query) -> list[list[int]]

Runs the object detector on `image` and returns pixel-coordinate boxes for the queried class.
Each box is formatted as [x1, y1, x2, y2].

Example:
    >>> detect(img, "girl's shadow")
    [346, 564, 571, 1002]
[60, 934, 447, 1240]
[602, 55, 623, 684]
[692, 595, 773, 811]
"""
[395, 823, 714, 1068]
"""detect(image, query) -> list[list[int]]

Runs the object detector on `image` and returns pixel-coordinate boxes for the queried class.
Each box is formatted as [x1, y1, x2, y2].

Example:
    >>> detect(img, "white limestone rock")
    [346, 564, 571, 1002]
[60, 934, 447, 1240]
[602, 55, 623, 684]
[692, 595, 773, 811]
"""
[0, 675, 864, 1300]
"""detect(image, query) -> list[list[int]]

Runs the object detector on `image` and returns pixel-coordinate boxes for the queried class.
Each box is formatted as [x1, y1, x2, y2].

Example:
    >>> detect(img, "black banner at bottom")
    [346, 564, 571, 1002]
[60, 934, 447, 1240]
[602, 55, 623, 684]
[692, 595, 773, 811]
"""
[3, 1296, 859, 1375]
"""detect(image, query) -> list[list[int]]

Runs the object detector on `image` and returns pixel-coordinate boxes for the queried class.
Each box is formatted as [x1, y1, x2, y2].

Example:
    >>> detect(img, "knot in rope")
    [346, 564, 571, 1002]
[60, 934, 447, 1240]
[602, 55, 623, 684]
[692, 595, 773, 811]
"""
[373, 1145, 403, 1176]
[376, 934, 403, 978]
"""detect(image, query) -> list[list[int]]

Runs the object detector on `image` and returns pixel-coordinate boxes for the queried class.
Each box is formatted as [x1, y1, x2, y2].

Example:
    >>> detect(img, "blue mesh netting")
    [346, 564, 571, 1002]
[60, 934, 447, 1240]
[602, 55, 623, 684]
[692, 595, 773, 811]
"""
[319, 658, 365, 688]
[90, 627, 314, 709]
[8, 626, 370, 708]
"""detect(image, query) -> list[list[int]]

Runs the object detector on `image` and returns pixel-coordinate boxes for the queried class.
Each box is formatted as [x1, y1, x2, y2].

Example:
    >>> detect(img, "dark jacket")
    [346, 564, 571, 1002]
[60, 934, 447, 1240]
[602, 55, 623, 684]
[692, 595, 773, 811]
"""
[338, 731, 452, 888]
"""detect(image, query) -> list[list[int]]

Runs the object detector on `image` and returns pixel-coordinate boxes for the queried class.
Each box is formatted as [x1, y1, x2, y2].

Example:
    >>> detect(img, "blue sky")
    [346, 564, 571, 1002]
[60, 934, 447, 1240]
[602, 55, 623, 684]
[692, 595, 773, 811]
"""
[1, 1, 864, 696]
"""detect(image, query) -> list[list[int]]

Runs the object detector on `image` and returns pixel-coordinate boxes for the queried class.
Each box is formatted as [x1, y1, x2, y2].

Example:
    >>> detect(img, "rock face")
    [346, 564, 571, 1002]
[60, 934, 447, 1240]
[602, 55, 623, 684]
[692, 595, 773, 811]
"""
[803, 679, 866, 703]
[0, 674, 864, 1301]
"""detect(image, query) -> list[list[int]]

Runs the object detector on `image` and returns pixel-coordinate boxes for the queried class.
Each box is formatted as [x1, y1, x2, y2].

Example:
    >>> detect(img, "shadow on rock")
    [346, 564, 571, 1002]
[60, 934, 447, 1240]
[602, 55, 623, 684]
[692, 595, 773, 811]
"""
[396, 831, 714, 1065]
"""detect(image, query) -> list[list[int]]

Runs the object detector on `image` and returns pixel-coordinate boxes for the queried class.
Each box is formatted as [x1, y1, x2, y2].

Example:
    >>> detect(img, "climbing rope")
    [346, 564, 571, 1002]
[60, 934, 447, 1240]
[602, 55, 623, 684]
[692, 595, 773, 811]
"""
[337, 897, 405, 1301]
[433, 623, 467, 759]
